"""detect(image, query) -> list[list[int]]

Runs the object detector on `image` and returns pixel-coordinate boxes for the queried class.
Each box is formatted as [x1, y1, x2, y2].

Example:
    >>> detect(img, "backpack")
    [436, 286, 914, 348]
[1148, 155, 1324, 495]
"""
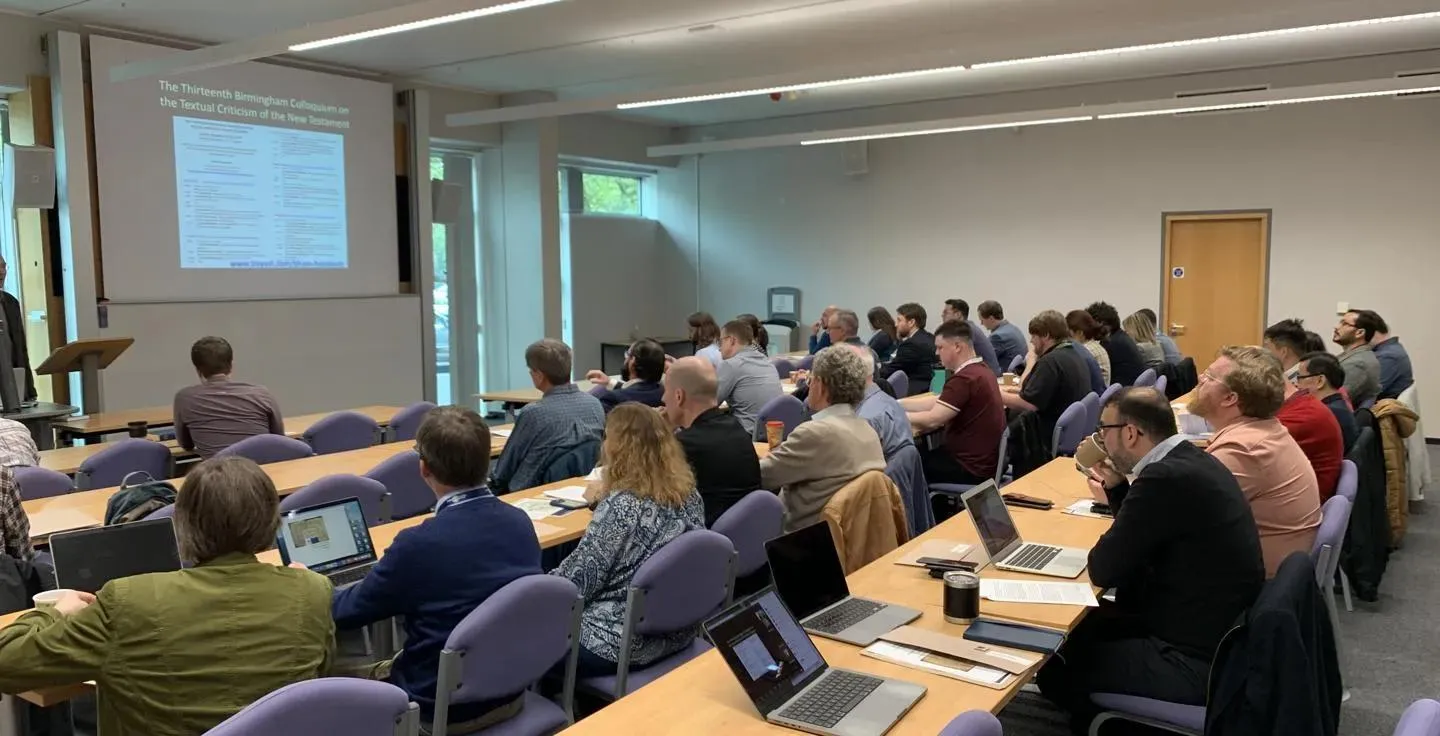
[104, 472, 178, 526]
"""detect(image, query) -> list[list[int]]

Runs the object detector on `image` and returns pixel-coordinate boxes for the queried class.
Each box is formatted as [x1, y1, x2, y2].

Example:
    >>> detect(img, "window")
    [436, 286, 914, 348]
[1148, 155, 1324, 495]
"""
[560, 166, 650, 217]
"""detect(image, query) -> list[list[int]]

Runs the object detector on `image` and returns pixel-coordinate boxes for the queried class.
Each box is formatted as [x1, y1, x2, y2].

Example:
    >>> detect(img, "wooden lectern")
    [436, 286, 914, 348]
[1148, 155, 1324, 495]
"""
[36, 337, 135, 415]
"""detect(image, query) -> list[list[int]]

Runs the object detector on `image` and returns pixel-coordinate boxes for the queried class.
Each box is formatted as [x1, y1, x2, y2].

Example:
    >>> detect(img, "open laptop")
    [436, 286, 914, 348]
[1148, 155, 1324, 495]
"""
[961, 481, 1088, 578]
[706, 587, 925, 736]
[275, 497, 377, 588]
[765, 522, 920, 646]
[50, 518, 183, 594]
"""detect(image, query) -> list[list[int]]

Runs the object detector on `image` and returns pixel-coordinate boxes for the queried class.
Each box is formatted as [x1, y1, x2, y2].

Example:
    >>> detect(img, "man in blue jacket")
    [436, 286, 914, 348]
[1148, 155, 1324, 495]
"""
[331, 406, 542, 731]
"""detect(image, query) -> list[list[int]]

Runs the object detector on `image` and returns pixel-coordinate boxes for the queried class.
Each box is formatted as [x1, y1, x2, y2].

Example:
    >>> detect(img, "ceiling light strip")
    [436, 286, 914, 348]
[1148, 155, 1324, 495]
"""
[1097, 85, 1440, 119]
[971, 11, 1440, 69]
[289, 0, 566, 51]
[800, 115, 1094, 146]
[617, 64, 969, 110]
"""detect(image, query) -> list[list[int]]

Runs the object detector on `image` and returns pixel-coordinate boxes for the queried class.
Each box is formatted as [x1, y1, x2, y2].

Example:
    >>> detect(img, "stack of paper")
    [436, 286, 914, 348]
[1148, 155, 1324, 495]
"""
[1063, 500, 1112, 520]
[510, 498, 561, 521]
[543, 486, 589, 504]
[863, 642, 1010, 686]
[979, 579, 1099, 607]
[492, 428, 512, 438]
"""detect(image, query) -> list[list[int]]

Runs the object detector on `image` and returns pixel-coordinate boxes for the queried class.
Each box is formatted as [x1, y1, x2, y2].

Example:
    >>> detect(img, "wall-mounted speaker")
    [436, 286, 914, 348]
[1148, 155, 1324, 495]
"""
[2, 144, 56, 209]
[841, 141, 868, 177]
[430, 179, 465, 225]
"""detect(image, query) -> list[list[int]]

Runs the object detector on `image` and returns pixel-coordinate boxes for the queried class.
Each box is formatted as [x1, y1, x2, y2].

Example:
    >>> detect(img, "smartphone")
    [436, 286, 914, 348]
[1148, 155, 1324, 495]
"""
[917, 557, 977, 572]
[550, 498, 589, 510]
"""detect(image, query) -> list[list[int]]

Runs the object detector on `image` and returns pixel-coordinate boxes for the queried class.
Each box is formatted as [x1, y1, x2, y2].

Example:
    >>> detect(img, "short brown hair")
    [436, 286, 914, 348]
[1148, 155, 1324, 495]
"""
[977, 300, 1004, 320]
[1218, 345, 1285, 419]
[721, 319, 755, 345]
[525, 339, 573, 385]
[190, 336, 234, 378]
[1027, 310, 1069, 341]
[1066, 309, 1103, 341]
[735, 314, 769, 351]
[896, 303, 927, 329]
[175, 456, 279, 564]
[415, 406, 491, 487]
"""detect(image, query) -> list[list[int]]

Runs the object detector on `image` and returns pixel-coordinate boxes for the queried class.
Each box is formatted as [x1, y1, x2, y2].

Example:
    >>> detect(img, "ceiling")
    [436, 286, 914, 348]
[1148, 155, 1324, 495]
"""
[4, 0, 1440, 126]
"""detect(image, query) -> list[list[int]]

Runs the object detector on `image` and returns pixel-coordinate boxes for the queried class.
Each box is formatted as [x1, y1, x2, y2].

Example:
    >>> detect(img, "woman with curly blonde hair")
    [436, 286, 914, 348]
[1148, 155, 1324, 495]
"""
[551, 403, 704, 677]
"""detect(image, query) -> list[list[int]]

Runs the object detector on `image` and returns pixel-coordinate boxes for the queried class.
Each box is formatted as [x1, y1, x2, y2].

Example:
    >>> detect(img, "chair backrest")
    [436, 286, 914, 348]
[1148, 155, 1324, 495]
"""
[939, 710, 1004, 736]
[1154, 374, 1168, 396]
[755, 394, 806, 442]
[203, 678, 416, 736]
[886, 370, 909, 397]
[303, 411, 381, 455]
[538, 440, 602, 487]
[772, 359, 795, 379]
[13, 466, 74, 501]
[884, 443, 934, 537]
[282, 474, 392, 527]
[143, 503, 176, 520]
[1099, 382, 1123, 406]
[1394, 698, 1440, 736]
[363, 452, 434, 520]
[76, 439, 171, 490]
[710, 491, 784, 578]
[1134, 368, 1157, 387]
[798, 354, 815, 371]
[992, 425, 1011, 485]
[1311, 494, 1351, 586]
[628, 530, 735, 637]
[1007, 354, 1024, 373]
[216, 434, 314, 465]
[1336, 459, 1358, 503]
[1051, 400, 1089, 457]
[388, 401, 437, 442]
[1081, 392, 1101, 436]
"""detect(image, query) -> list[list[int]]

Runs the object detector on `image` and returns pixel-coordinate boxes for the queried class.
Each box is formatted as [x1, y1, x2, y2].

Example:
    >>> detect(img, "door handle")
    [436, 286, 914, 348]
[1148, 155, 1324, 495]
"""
[1170, 324, 1186, 336]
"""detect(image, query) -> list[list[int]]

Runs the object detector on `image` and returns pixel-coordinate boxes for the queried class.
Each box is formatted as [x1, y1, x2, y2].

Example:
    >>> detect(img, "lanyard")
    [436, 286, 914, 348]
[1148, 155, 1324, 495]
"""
[435, 488, 492, 514]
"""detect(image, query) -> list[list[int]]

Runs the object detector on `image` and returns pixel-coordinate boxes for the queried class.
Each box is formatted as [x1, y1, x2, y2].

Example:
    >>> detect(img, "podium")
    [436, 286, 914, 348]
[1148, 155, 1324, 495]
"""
[36, 337, 135, 415]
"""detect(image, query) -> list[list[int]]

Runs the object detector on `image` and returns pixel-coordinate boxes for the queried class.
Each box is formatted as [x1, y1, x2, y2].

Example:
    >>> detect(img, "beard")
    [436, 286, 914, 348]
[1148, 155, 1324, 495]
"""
[1186, 390, 1213, 418]
[1108, 450, 1138, 476]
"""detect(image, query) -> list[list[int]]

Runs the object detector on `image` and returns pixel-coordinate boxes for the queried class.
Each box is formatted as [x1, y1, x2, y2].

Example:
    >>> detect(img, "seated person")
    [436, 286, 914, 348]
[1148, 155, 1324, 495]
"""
[687, 312, 723, 369]
[332, 406, 541, 731]
[1038, 388, 1262, 733]
[826, 309, 873, 356]
[735, 313, 770, 354]
[0, 457, 332, 736]
[866, 307, 898, 363]
[903, 320, 1004, 486]
[808, 305, 838, 354]
[942, 298, 1000, 375]
[0, 417, 38, 468]
[848, 345, 914, 462]
[879, 303, 938, 397]
[1263, 317, 1309, 383]
[1086, 302, 1146, 386]
[716, 320, 784, 437]
[173, 336, 284, 459]
[1367, 313, 1414, 399]
[1123, 311, 1165, 368]
[552, 404, 705, 677]
[1068, 309, 1111, 385]
[586, 338, 667, 412]
[490, 339, 605, 493]
[976, 300, 1027, 374]
[664, 357, 763, 526]
[1276, 367, 1345, 502]
[1333, 310, 1382, 407]
[1295, 352, 1359, 454]
[1188, 346, 1321, 577]
[1137, 308, 1182, 364]
[0, 467, 33, 563]
[762, 346, 885, 531]
[1001, 310, 1091, 444]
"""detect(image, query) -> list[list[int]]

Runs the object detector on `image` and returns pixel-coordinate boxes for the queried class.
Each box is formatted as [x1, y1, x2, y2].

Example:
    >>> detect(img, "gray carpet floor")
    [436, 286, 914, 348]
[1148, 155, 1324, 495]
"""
[996, 445, 1440, 736]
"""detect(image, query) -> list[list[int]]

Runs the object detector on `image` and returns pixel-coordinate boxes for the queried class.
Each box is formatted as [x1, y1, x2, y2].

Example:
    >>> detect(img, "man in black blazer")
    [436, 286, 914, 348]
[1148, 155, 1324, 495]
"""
[1037, 387, 1265, 735]
[0, 258, 35, 402]
[878, 302, 936, 397]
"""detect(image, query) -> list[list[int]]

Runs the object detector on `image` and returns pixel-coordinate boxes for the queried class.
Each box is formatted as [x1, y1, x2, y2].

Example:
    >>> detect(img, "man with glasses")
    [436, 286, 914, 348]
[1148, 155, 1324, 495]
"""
[1333, 310, 1382, 407]
[717, 319, 783, 437]
[1275, 353, 1345, 503]
[1038, 387, 1263, 735]
[1187, 346, 1320, 578]
[1294, 352, 1358, 453]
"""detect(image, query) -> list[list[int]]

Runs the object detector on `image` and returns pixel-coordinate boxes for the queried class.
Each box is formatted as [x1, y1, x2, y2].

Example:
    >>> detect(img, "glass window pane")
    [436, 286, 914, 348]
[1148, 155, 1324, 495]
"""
[581, 172, 641, 216]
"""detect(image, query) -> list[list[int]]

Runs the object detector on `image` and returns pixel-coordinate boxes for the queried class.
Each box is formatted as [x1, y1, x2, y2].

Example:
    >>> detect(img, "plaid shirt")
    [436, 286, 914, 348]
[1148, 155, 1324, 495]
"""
[0, 467, 32, 562]
[490, 383, 605, 493]
[0, 419, 38, 469]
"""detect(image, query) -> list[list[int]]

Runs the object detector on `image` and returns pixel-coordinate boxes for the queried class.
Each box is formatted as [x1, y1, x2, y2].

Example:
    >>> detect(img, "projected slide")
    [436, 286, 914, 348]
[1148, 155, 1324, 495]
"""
[174, 116, 348, 269]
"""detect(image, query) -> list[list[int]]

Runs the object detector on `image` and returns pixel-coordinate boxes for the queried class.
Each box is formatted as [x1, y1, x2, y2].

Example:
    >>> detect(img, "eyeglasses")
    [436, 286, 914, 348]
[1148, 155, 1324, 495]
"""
[1339, 320, 1358, 328]
[1096, 423, 1128, 431]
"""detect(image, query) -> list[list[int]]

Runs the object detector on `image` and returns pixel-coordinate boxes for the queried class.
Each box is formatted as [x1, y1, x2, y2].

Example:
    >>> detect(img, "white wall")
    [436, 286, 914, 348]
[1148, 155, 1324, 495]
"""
[560, 114, 678, 168]
[0, 15, 52, 90]
[676, 94, 1440, 422]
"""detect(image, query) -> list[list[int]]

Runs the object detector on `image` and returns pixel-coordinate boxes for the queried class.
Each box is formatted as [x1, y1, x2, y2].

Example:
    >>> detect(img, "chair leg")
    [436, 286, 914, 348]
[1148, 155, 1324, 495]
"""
[1339, 570, 1354, 613]
[1323, 582, 1350, 702]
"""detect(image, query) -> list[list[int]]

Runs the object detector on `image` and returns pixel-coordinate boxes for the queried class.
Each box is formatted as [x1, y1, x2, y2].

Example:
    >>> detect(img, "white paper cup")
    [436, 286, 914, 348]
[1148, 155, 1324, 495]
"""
[32, 589, 74, 609]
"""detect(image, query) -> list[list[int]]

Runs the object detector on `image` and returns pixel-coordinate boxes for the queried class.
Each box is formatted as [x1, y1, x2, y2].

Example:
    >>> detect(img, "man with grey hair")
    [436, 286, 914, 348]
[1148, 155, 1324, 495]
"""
[490, 338, 605, 493]
[825, 309, 865, 348]
[849, 344, 914, 461]
[761, 345, 885, 531]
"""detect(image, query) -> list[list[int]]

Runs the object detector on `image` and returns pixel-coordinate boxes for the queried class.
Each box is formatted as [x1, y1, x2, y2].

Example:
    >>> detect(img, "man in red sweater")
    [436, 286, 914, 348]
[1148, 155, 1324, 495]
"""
[1275, 377, 1345, 502]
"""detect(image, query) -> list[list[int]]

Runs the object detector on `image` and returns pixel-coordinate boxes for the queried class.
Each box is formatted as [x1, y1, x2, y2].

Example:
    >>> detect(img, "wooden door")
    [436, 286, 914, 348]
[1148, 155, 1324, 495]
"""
[1161, 212, 1269, 365]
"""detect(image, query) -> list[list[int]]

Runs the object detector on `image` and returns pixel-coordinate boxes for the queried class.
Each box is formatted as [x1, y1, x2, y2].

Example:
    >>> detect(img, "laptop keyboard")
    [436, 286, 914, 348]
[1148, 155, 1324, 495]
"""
[329, 566, 371, 588]
[779, 670, 883, 728]
[806, 598, 884, 634]
[1005, 544, 1063, 571]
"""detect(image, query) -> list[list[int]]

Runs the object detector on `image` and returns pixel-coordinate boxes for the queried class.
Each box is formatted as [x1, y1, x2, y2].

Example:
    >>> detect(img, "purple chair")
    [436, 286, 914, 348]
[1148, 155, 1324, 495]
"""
[579, 530, 736, 700]
[203, 678, 417, 736]
[587, 383, 608, 397]
[1312, 494, 1352, 691]
[772, 359, 796, 379]
[283, 474, 392, 527]
[1133, 368, 1158, 387]
[1006, 354, 1025, 373]
[303, 411, 381, 455]
[1395, 699, 1440, 736]
[886, 370, 909, 397]
[364, 451, 435, 520]
[1088, 694, 1204, 735]
[431, 575, 582, 736]
[388, 401, 436, 442]
[939, 710, 1003, 736]
[216, 435, 314, 465]
[886, 444, 934, 537]
[1081, 391, 1102, 434]
[798, 354, 815, 371]
[930, 427, 1009, 502]
[754, 394, 806, 443]
[76, 439, 172, 490]
[710, 491, 784, 586]
[1051, 400, 1089, 457]
[13, 466, 74, 501]
[143, 503, 176, 520]
[1334, 459, 1358, 611]
[1099, 382, 1123, 406]
[1154, 374, 1168, 396]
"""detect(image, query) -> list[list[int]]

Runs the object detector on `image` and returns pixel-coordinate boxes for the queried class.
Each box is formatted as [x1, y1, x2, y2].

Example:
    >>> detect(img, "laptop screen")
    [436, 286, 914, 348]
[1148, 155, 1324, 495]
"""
[51, 518, 182, 594]
[276, 498, 375, 574]
[964, 481, 1021, 560]
[764, 521, 850, 620]
[705, 589, 828, 716]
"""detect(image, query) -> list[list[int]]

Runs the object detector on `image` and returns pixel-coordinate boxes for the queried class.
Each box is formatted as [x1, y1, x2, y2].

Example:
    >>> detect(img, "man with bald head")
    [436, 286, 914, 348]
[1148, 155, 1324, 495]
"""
[665, 356, 764, 525]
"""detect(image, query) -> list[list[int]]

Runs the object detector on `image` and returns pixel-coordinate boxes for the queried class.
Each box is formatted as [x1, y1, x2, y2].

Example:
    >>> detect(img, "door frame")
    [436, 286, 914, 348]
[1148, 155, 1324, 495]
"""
[1159, 209, 1272, 345]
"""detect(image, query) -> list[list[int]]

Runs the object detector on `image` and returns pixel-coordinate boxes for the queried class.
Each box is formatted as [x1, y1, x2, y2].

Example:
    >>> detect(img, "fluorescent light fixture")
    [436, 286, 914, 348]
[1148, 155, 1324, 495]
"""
[616, 64, 968, 110]
[972, 11, 1440, 69]
[289, 0, 565, 51]
[800, 115, 1094, 146]
[1097, 85, 1440, 119]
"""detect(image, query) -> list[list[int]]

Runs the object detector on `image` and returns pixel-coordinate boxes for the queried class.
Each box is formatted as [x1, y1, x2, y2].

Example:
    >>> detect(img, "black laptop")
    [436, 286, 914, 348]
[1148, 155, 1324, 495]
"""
[50, 518, 183, 593]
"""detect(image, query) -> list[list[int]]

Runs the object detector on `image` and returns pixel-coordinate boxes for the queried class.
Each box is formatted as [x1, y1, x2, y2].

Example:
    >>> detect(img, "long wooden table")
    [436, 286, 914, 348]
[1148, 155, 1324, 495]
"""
[559, 458, 1108, 734]
[480, 382, 799, 411]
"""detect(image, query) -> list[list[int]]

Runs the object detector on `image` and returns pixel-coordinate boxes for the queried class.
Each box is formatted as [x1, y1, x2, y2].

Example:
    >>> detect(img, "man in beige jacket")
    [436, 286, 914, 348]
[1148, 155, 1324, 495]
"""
[762, 345, 886, 531]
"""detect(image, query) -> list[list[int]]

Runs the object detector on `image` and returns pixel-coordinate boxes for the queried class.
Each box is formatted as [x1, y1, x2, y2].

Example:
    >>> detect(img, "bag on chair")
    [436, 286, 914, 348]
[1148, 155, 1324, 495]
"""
[104, 472, 178, 526]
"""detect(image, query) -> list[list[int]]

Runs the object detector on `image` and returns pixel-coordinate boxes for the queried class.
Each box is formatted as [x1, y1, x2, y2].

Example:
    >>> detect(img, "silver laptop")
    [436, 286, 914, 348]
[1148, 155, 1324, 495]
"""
[706, 588, 925, 736]
[275, 497, 377, 588]
[961, 481, 1088, 579]
[765, 522, 920, 646]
